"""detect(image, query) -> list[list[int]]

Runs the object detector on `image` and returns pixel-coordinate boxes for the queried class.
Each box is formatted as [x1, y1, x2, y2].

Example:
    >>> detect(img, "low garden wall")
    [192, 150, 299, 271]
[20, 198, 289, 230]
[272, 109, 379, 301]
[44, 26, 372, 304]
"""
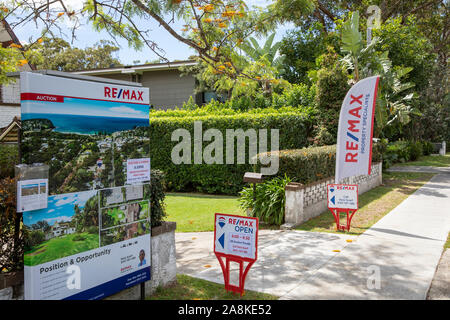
[283, 162, 382, 228]
[0, 221, 177, 300]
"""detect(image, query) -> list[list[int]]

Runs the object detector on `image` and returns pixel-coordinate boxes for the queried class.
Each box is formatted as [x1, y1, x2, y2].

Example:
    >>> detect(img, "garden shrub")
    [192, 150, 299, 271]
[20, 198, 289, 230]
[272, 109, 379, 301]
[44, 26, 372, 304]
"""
[407, 141, 423, 161]
[239, 176, 291, 226]
[72, 234, 87, 241]
[149, 109, 315, 195]
[0, 177, 22, 272]
[382, 140, 435, 169]
[256, 144, 383, 185]
[422, 141, 434, 156]
[0, 145, 19, 179]
[150, 170, 167, 227]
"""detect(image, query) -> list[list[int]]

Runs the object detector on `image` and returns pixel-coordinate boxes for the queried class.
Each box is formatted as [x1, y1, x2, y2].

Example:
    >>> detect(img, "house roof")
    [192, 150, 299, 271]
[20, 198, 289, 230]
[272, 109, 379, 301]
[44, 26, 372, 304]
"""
[73, 59, 198, 76]
[0, 116, 21, 143]
[0, 19, 35, 70]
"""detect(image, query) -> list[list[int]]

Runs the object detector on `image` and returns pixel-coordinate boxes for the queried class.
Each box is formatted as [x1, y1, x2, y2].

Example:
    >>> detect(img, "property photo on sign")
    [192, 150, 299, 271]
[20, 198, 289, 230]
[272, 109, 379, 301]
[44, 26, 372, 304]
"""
[20, 72, 151, 300]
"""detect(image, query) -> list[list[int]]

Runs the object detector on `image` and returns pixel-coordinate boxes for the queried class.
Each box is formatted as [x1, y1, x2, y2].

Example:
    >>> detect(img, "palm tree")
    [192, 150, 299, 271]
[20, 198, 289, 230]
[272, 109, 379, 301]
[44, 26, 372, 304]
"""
[339, 11, 419, 137]
[240, 33, 285, 71]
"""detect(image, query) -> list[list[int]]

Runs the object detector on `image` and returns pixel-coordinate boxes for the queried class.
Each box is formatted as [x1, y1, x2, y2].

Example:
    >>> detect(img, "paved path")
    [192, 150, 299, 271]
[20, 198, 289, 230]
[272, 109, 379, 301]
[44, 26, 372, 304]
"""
[387, 165, 450, 174]
[175, 172, 450, 299]
[427, 249, 450, 299]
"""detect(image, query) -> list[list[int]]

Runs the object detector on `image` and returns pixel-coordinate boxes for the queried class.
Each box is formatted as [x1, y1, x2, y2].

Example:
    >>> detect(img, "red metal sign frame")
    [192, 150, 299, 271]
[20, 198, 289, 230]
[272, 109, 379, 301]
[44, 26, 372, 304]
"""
[214, 213, 259, 296]
[327, 184, 359, 232]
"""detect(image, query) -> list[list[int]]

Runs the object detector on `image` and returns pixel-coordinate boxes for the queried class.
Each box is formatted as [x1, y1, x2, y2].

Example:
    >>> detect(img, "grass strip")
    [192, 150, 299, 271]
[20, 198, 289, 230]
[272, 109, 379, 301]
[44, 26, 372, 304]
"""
[295, 172, 435, 235]
[147, 274, 278, 300]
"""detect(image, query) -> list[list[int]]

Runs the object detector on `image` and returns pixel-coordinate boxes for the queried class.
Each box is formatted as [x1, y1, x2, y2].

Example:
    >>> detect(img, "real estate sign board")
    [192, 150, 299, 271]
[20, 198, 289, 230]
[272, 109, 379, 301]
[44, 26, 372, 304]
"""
[327, 184, 358, 210]
[20, 72, 151, 300]
[214, 213, 258, 261]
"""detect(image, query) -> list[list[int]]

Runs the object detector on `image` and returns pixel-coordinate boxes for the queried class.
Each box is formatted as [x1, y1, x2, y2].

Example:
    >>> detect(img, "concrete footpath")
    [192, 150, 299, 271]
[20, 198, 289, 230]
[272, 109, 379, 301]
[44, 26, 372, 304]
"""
[175, 172, 450, 299]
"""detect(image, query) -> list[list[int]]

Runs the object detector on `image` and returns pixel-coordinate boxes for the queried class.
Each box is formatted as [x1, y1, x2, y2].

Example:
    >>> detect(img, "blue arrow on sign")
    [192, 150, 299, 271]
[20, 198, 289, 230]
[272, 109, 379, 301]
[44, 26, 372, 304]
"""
[218, 234, 225, 248]
[331, 196, 335, 205]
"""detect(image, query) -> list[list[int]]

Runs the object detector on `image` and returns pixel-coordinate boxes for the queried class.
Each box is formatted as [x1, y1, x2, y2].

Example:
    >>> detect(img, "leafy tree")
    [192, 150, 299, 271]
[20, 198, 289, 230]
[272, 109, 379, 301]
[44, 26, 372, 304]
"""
[0, 9, 30, 84]
[26, 37, 122, 71]
[240, 33, 284, 70]
[31, 220, 51, 233]
[337, 12, 421, 138]
[273, 0, 445, 33]
[279, 22, 339, 84]
[5, 0, 279, 84]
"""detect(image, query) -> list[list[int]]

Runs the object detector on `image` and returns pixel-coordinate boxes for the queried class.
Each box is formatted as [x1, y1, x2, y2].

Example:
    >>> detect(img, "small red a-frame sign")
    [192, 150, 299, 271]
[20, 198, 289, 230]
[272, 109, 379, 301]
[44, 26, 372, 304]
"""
[327, 184, 358, 231]
[214, 213, 259, 296]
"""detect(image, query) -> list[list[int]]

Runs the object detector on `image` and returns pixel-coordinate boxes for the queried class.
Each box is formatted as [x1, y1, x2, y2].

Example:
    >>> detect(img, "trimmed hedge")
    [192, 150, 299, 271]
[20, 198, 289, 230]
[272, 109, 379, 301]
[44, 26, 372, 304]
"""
[255, 144, 383, 185]
[149, 109, 314, 195]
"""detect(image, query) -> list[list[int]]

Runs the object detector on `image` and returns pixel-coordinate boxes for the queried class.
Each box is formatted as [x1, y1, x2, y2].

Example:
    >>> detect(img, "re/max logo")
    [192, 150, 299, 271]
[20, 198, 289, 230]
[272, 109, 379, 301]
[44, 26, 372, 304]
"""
[228, 218, 254, 228]
[104, 87, 144, 101]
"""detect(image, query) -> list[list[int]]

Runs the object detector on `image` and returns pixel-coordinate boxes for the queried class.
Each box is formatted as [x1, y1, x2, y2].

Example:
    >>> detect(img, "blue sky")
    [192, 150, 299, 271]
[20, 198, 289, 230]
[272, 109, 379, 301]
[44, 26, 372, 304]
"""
[11, 0, 294, 66]
[23, 98, 149, 119]
[23, 190, 97, 227]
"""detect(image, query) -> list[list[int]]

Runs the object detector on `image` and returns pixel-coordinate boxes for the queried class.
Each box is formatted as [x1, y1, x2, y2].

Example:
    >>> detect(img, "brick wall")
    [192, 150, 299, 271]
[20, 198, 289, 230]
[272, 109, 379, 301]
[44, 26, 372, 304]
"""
[1, 81, 21, 104]
[284, 162, 383, 227]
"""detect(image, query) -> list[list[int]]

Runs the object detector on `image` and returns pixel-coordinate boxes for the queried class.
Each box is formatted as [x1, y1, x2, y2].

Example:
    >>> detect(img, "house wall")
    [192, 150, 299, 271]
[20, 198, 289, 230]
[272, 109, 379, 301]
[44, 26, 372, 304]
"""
[83, 70, 196, 110]
[95, 73, 133, 82]
[141, 70, 196, 110]
[0, 105, 20, 128]
[1, 80, 20, 104]
[0, 80, 21, 128]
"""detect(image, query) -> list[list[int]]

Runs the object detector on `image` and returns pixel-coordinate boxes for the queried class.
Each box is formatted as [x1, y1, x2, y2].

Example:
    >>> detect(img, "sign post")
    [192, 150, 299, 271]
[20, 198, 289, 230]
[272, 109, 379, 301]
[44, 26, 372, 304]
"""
[214, 213, 258, 296]
[327, 184, 358, 231]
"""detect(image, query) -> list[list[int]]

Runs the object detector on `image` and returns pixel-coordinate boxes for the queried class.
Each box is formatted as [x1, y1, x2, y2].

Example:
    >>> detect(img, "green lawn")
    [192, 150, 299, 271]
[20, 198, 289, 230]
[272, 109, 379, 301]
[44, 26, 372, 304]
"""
[296, 172, 434, 235]
[395, 153, 450, 167]
[148, 274, 277, 300]
[165, 193, 245, 232]
[24, 232, 99, 266]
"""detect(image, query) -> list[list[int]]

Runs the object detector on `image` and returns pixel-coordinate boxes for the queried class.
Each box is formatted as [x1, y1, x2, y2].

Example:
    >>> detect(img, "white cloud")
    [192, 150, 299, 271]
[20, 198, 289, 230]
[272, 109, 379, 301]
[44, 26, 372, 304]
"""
[109, 106, 144, 115]
[53, 190, 96, 207]
[54, 196, 75, 207]
[44, 216, 73, 225]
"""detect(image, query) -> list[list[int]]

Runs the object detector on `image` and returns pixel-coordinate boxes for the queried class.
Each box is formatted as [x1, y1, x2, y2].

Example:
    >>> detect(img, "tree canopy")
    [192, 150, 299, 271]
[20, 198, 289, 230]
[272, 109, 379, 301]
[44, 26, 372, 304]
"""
[26, 37, 122, 71]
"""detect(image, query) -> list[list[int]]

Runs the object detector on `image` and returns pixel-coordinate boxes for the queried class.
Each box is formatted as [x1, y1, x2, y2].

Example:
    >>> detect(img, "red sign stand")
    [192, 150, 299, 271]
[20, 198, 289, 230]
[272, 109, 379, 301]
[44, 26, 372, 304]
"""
[214, 213, 258, 296]
[214, 253, 256, 296]
[329, 208, 357, 231]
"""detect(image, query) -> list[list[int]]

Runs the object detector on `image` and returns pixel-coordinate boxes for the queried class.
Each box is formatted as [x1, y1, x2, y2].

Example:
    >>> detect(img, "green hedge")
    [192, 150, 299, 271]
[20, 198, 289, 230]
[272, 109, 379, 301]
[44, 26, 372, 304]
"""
[255, 144, 383, 185]
[149, 109, 314, 195]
